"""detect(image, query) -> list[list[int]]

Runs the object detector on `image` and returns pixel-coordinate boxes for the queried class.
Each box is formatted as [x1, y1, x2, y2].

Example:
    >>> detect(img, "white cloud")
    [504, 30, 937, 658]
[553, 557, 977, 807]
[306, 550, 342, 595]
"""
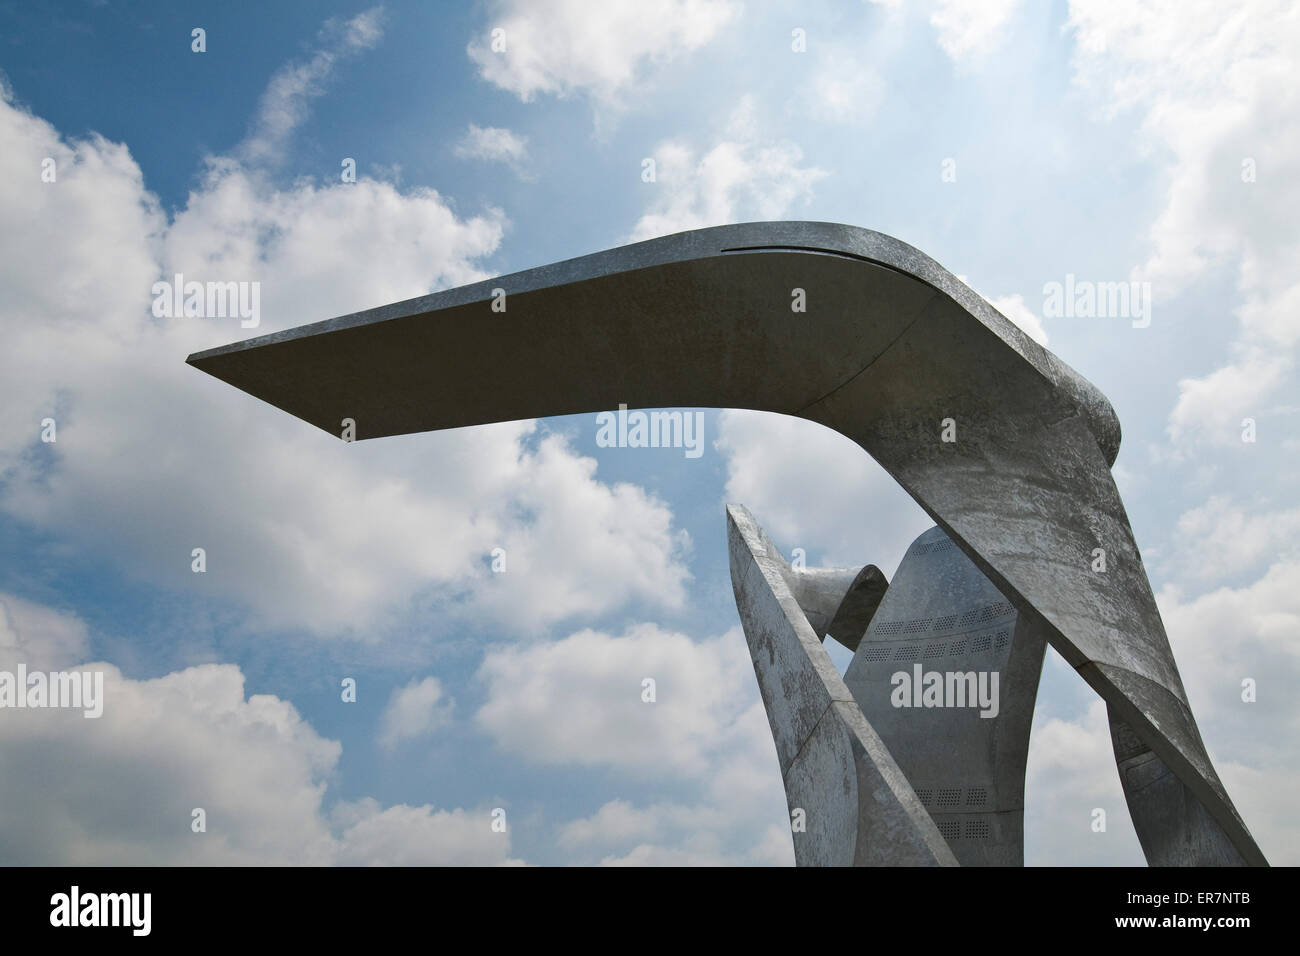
[1169, 496, 1300, 581]
[476, 623, 794, 864]
[1167, 349, 1290, 444]
[1024, 692, 1145, 865]
[557, 798, 723, 848]
[808, 52, 884, 126]
[0, 594, 519, 865]
[0, 660, 339, 864]
[378, 676, 454, 750]
[165, 158, 506, 330]
[332, 799, 522, 865]
[0, 593, 90, 672]
[1157, 559, 1300, 716]
[0, 32, 691, 639]
[592, 826, 791, 866]
[475, 623, 753, 776]
[241, 7, 386, 165]
[628, 96, 827, 242]
[556, 793, 793, 866]
[454, 123, 532, 177]
[714, 409, 932, 574]
[0, 596, 781, 866]
[1065, 0, 1300, 445]
[0, 85, 163, 333]
[466, 0, 738, 107]
[467, 434, 693, 631]
[929, 0, 1022, 60]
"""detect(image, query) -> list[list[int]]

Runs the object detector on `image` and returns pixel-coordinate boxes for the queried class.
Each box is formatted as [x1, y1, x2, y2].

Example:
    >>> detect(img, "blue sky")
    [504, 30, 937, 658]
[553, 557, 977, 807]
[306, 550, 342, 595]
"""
[0, 0, 1296, 865]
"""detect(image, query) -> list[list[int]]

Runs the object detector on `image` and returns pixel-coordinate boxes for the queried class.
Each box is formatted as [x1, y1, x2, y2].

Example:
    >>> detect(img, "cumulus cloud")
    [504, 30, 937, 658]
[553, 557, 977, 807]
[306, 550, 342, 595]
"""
[0, 594, 519, 864]
[476, 623, 751, 775]
[378, 676, 454, 750]
[1156, 560, 1300, 729]
[0, 592, 779, 866]
[332, 799, 521, 865]
[476, 623, 794, 863]
[0, 593, 90, 672]
[713, 409, 932, 574]
[0, 660, 340, 864]
[1065, 0, 1300, 445]
[1169, 496, 1300, 582]
[589, 826, 791, 866]
[1024, 692, 1145, 865]
[556, 797, 791, 866]
[929, 0, 1022, 60]
[1168, 349, 1290, 445]
[556, 798, 715, 848]
[466, 0, 737, 107]
[454, 123, 532, 177]
[0, 22, 690, 639]
[628, 96, 827, 242]
[807, 52, 884, 126]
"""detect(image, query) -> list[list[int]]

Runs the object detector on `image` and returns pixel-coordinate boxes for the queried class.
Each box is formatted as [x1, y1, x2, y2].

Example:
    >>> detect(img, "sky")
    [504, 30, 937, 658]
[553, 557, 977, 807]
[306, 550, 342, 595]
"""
[0, 0, 1295, 866]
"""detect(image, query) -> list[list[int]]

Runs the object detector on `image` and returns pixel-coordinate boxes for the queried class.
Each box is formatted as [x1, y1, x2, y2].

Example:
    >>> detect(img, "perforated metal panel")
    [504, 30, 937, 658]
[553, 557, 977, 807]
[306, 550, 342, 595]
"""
[936, 788, 962, 808]
[965, 820, 992, 839]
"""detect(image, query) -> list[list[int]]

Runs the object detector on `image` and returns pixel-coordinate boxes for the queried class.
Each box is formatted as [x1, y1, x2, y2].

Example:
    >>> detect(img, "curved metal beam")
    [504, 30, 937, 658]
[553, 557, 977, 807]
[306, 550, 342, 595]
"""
[187, 221, 1266, 865]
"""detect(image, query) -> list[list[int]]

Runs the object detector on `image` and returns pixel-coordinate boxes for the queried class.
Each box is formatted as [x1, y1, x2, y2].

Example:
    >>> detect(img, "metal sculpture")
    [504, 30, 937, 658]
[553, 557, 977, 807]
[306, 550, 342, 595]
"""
[188, 221, 1267, 866]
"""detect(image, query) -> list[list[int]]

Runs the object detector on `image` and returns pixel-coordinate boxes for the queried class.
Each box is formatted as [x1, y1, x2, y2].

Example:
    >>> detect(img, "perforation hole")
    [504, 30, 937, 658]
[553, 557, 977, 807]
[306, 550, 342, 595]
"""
[964, 820, 991, 839]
